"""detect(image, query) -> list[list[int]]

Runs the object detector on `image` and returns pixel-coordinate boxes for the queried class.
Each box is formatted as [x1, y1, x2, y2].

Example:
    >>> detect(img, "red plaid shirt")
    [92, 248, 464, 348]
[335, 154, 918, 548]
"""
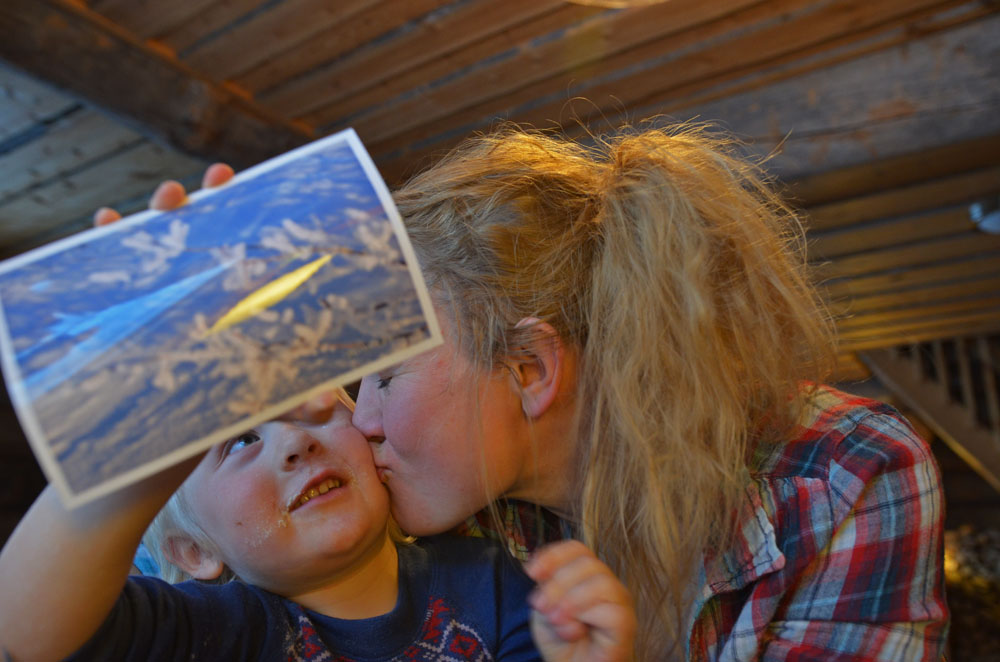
[458, 385, 949, 661]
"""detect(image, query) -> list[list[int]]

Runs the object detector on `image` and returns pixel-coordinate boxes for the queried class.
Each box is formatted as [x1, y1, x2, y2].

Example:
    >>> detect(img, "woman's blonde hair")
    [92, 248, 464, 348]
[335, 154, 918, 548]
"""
[395, 123, 835, 658]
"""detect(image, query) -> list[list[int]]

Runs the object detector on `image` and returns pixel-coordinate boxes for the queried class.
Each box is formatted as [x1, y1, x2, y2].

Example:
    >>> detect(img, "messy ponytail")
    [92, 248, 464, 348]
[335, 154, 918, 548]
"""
[397, 123, 834, 658]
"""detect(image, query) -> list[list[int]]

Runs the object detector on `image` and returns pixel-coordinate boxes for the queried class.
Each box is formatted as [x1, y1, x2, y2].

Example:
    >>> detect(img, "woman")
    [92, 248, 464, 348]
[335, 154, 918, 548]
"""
[102, 124, 948, 660]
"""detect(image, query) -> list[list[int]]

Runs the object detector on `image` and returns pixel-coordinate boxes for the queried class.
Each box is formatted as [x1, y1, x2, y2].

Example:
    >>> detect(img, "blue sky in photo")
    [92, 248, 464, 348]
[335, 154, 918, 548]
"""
[0, 135, 433, 498]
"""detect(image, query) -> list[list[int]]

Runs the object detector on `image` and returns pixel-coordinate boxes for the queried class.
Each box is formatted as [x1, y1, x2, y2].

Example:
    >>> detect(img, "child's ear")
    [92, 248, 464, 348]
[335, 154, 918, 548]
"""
[508, 318, 566, 419]
[162, 535, 226, 581]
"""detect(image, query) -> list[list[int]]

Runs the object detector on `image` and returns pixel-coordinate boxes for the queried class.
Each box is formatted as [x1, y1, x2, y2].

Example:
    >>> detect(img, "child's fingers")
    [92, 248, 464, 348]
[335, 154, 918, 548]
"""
[149, 180, 188, 211]
[528, 549, 608, 614]
[202, 163, 235, 189]
[93, 207, 122, 227]
[526, 540, 636, 657]
[533, 562, 630, 624]
[523, 539, 594, 582]
[570, 599, 636, 652]
[526, 540, 632, 623]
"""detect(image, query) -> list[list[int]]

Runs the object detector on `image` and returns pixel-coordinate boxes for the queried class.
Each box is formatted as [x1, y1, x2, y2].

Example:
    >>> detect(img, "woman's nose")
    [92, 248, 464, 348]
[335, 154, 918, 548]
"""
[352, 376, 385, 443]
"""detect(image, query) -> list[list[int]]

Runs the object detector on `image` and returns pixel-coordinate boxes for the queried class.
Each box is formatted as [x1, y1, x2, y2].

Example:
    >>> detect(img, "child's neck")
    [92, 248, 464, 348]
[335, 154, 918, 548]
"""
[292, 534, 399, 620]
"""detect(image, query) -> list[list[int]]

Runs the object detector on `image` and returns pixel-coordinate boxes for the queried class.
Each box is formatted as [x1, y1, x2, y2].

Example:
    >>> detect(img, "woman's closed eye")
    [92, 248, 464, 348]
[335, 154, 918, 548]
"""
[224, 431, 261, 456]
[376, 375, 392, 389]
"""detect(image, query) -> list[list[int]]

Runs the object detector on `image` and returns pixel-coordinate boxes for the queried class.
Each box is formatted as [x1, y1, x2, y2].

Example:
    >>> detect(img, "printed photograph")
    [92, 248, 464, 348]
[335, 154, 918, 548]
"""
[0, 130, 440, 507]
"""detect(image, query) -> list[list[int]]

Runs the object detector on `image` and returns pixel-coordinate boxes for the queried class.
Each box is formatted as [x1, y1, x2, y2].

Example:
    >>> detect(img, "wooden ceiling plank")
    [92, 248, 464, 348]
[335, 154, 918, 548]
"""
[0, 139, 204, 242]
[236, 0, 445, 95]
[838, 306, 1000, 342]
[839, 315, 1000, 353]
[807, 166, 1000, 232]
[787, 133, 1000, 207]
[289, 2, 611, 125]
[0, 0, 313, 169]
[369, 0, 954, 147]
[0, 65, 79, 142]
[183, 0, 380, 80]
[91, 0, 216, 41]
[818, 231, 1000, 281]
[324, 0, 804, 140]
[843, 320, 1000, 353]
[830, 274, 1000, 317]
[0, 193, 154, 260]
[365, 0, 963, 172]
[836, 295, 1000, 332]
[0, 109, 141, 201]
[283, 2, 609, 123]
[155, 0, 281, 55]
[627, 0, 989, 123]
[356, 0, 821, 157]
[808, 207, 974, 260]
[257, 0, 588, 117]
[822, 252, 1000, 299]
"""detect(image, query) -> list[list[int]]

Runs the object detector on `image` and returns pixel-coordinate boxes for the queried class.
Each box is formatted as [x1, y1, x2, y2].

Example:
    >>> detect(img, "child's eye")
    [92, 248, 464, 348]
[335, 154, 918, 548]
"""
[225, 431, 261, 456]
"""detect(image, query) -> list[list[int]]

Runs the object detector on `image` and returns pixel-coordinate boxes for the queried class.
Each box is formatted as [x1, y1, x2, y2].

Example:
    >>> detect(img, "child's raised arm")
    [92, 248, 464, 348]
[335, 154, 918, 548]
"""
[0, 456, 200, 662]
[524, 540, 636, 662]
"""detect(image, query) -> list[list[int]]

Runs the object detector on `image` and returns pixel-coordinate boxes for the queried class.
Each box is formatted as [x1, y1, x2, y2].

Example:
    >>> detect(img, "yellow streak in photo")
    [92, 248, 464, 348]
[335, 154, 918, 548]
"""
[208, 253, 333, 334]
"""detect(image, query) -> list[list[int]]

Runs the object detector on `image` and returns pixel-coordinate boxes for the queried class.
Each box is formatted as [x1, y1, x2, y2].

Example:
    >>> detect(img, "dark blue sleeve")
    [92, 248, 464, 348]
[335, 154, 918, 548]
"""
[64, 577, 278, 661]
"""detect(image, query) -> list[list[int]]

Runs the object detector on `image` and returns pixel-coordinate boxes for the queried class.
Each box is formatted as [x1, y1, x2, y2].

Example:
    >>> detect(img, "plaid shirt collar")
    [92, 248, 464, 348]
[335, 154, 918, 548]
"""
[686, 472, 786, 653]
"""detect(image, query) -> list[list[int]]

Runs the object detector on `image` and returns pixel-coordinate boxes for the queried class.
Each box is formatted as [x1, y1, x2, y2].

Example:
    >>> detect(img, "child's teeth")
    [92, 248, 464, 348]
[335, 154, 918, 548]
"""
[295, 479, 341, 508]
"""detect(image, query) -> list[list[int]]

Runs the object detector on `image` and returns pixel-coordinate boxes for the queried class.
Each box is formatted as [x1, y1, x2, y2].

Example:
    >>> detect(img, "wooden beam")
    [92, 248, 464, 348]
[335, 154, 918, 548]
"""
[830, 274, 1000, 317]
[257, 0, 598, 117]
[372, 2, 1000, 184]
[0, 108, 141, 201]
[809, 207, 974, 260]
[0, 139, 204, 245]
[786, 133, 1000, 207]
[822, 252, 1000, 299]
[302, 0, 766, 130]
[183, 0, 383, 80]
[817, 231, 1000, 281]
[839, 314, 1000, 352]
[806, 166, 1000, 233]
[0, 0, 313, 169]
[862, 347, 1000, 492]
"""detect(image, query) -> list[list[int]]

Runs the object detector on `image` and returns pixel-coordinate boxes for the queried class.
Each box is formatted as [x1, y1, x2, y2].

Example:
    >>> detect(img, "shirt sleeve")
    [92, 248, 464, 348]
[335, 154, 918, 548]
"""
[762, 412, 949, 661]
[65, 577, 269, 661]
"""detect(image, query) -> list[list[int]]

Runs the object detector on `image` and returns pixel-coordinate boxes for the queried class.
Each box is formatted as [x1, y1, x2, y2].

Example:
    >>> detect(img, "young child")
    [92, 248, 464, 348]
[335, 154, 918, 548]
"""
[0, 388, 634, 662]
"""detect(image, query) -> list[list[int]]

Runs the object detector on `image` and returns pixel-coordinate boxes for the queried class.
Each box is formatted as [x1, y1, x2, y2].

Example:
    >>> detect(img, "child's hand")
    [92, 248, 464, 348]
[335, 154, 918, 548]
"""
[93, 163, 235, 226]
[523, 540, 636, 662]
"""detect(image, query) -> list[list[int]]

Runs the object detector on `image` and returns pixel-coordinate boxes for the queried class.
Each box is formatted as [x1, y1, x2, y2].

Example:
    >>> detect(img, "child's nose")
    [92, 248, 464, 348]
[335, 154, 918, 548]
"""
[280, 429, 320, 468]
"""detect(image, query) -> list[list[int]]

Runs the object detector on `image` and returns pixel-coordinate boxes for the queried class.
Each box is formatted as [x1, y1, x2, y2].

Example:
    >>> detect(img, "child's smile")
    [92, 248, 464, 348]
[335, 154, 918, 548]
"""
[288, 475, 344, 512]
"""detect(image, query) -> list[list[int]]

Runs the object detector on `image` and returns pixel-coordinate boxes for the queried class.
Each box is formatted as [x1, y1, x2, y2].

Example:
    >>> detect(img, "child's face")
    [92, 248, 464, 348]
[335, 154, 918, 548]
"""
[181, 390, 389, 596]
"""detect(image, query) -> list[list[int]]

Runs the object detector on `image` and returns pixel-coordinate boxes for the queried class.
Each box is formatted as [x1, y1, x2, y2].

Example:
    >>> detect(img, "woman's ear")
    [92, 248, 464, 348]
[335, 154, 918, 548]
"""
[162, 535, 226, 581]
[509, 318, 566, 419]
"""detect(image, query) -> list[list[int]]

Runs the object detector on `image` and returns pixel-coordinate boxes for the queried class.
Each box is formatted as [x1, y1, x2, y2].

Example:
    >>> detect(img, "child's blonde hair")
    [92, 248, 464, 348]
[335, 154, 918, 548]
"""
[395, 122, 835, 658]
[141, 487, 236, 584]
